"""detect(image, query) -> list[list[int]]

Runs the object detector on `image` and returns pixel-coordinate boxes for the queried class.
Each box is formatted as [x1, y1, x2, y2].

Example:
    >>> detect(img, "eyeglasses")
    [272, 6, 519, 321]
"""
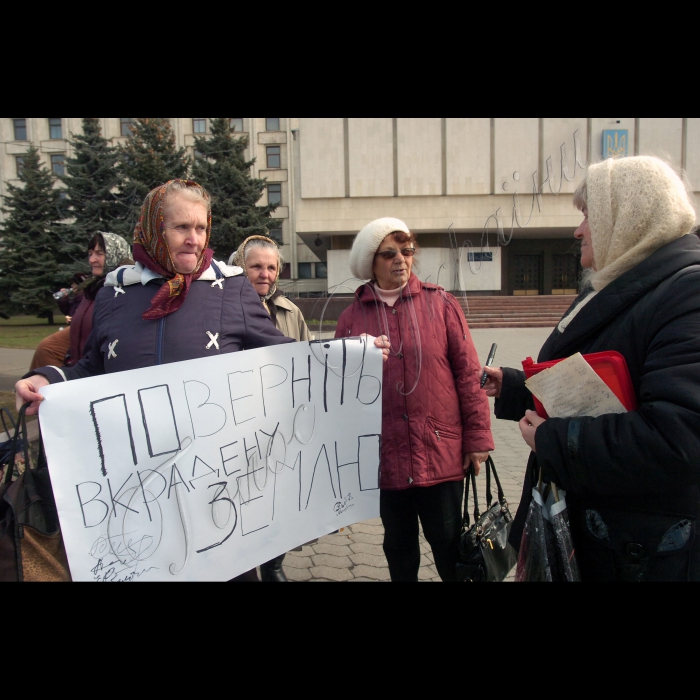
[375, 248, 416, 260]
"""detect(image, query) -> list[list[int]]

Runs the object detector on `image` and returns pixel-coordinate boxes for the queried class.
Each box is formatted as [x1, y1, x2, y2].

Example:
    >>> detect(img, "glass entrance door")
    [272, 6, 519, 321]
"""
[552, 254, 579, 295]
[513, 255, 542, 296]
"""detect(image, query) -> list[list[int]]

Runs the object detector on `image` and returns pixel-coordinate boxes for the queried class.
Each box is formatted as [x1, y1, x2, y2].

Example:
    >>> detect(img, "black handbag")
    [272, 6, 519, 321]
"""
[457, 456, 517, 582]
[0, 403, 71, 582]
[0, 408, 23, 480]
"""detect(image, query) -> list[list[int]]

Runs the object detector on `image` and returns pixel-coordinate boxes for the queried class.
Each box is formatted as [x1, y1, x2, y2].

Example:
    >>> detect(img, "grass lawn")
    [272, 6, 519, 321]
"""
[0, 315, 67, 350]
[305, 319, 337, 327]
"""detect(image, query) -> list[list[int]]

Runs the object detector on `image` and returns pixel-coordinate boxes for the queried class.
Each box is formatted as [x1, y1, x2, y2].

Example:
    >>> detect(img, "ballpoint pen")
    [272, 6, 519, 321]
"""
[480, 343, 497, 388]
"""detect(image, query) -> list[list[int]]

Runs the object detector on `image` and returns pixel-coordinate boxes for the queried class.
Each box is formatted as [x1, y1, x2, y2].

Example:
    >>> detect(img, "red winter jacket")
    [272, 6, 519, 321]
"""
[335, 274, 493, 490]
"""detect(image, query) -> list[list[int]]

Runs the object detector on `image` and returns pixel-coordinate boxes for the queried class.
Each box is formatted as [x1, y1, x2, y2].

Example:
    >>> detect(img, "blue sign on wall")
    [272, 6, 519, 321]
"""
[602, 129, 628, 159]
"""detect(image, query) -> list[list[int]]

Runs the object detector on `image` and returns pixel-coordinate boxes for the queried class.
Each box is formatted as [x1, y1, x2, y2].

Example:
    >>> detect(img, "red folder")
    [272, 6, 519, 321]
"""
[522, 351, 638, 418]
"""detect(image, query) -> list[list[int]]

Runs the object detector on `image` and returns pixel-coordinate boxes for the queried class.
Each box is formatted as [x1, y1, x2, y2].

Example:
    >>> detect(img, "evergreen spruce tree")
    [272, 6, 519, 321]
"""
[0, 145, 65, 323]
[115, 118, 190, 238]
[58, 117, 124, 274]
[191, 118, 279, 257]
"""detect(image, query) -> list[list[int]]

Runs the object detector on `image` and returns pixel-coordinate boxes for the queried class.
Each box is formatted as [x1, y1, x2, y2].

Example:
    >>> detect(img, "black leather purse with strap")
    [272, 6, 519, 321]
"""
[457, 456, 517, 582]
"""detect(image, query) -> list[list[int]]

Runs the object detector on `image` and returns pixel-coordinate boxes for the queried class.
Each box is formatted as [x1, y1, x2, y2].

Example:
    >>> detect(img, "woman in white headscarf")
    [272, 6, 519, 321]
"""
[230, 235, 309, 342]
[483, 156, 700, 581]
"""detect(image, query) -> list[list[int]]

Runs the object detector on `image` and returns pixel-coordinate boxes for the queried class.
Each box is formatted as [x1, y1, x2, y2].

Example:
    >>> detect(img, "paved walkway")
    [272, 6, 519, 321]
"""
[279, 327, 553, 581]
[0, 347, 34, 391]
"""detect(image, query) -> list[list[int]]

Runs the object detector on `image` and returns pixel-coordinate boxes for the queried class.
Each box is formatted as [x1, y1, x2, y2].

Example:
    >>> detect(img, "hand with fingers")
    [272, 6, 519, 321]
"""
[360, 333, 391, 362]
[519, 409, 545, 452]
[481, 365, 503, 397]
[15, 374, 50, 416]
[464, 451, 489, 476]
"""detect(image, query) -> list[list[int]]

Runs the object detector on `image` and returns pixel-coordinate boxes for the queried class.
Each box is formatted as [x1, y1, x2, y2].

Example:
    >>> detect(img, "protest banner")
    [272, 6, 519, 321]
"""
[38, 337, 383, 581]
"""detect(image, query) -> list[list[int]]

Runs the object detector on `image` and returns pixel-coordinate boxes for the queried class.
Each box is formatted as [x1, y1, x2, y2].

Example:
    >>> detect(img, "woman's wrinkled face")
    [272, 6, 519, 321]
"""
[162, 194, 208, 274]
[89, 245, 106, 276]
[245, 248, 279, 297]
[574, 207, 595, 270]
[372, 233, 414, 290]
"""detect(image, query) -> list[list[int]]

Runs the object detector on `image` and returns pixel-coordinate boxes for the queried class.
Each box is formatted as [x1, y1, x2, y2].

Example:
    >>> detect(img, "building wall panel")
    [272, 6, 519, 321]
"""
[446, 118, 490, 195]
[494, 118, 539, 198]
[685, 118, 700, 193]
[639, 117, 683, 169]
[348, 118, 393, 197]
[397, 117, 441, 196]
[541, 118, 588, 194]
[299, 117, 345, 199]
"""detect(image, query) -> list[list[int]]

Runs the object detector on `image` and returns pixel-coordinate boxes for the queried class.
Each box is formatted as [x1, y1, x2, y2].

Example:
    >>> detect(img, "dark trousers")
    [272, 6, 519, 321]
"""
[380, 480, 464, 582]
[229, 568, 259, 582]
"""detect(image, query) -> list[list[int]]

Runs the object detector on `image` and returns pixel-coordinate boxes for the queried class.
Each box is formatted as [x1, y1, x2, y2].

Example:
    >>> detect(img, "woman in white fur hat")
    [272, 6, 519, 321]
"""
[483, 155, 700, 581]
[336, 218, 493, 582]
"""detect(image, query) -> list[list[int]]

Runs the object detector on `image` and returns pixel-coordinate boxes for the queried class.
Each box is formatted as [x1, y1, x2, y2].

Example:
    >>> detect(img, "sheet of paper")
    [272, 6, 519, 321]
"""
[39, 337, 382, 582]
[525, 352, 627, 418]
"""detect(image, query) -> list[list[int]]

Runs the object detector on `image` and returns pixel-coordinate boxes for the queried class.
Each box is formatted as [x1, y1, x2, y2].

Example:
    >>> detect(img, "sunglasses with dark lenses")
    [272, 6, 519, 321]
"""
[375, 248, 416, 260]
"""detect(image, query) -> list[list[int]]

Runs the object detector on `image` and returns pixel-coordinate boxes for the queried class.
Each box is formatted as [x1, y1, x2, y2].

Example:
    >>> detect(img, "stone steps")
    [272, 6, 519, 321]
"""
[458, 295, 576, 328]
[467, 320, 562, 329]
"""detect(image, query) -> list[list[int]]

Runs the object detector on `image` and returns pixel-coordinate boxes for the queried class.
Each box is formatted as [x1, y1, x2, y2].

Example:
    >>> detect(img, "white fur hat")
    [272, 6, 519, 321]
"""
[349, 217, 411, 280]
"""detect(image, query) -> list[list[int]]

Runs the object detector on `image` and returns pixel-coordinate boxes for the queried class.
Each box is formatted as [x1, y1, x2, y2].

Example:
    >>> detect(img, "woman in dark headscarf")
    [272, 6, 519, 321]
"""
[29, 233, 131, 371]
[65, 232, 131, 366]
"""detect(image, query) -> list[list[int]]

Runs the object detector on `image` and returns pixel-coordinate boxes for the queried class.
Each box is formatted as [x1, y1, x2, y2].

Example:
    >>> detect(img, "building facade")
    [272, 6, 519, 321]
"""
[2, 118, 698, 296]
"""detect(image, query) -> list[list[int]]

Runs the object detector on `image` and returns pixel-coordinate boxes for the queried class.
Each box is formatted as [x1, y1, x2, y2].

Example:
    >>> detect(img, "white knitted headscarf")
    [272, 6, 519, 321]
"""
[587, 156, 696, 291]
[349, 217, 411, 280]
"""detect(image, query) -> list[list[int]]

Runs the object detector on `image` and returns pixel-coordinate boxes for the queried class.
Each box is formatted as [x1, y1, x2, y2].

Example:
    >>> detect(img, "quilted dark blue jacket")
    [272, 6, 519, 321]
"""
[33, 262, 293, 384]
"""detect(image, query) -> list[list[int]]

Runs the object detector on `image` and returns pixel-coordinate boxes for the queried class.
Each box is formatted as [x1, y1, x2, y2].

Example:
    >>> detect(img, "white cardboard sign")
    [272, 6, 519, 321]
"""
[38, 337, 383, 581]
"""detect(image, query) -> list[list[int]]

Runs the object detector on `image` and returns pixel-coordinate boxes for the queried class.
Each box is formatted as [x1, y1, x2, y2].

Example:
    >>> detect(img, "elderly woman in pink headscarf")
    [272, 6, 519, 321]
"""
[16, 180, 389, 582]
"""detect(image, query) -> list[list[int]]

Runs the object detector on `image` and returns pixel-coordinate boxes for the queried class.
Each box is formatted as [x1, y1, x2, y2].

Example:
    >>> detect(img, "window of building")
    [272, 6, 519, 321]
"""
[268, 183, 282, 205]
[467, 252, 493, 262]
[266, 146, 281, 169]
[192, 118, 207, 133]
[298, 262, 312, 279]
[49, 118, 62, 139]
[266, 117, 280, 131]
[13, 119, 27, 140]
[279, 263, 291, 279]
[269, 227, 283, 244]
[120, 118, 133, 136]
[50, 154, 65, 176]
[230, 118, 243, 132]
[315, 262, 328, 279]
[15, 156, 24, 176]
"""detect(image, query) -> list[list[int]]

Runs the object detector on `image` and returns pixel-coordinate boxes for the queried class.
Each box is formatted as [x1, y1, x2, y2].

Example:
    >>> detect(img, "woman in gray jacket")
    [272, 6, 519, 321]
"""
[230, 234, 310, 580]
[230, 235, 309, 342]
